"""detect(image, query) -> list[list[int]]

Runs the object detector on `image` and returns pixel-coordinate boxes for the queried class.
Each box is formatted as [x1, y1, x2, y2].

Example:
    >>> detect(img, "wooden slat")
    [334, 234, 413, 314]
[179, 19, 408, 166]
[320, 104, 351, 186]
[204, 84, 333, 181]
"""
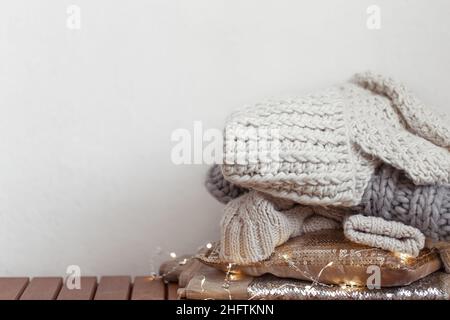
[167, 282, 179, 300]
[0, 278, 29, 300]
[94, 276, 131, 300]
[20, 277, 62, 300]
[57, 277, 97, 300]
[131, 276, 165, 300]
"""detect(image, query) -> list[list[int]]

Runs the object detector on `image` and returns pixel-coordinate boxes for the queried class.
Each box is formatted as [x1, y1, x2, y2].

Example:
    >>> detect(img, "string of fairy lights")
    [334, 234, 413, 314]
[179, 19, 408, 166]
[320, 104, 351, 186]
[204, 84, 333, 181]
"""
[154, 241, 415, 299]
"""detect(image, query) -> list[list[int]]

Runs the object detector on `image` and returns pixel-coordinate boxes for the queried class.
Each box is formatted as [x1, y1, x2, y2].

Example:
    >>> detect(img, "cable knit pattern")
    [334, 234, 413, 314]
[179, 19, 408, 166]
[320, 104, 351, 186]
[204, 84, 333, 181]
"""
[361, 164, 450, 241]
[343, 215, 425, 257]
[220, 191, 340, 264]
[222, 72, 450, 207]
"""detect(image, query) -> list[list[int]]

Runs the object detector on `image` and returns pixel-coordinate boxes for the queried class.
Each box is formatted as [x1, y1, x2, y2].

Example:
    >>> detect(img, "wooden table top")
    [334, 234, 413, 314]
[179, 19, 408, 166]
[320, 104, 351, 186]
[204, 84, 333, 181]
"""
[0, 276, 179, 300]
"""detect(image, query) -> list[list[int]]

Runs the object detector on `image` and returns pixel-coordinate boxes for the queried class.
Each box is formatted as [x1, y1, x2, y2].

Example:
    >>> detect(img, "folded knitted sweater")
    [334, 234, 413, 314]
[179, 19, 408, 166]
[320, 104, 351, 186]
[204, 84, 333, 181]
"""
[222, 72, 450, 207]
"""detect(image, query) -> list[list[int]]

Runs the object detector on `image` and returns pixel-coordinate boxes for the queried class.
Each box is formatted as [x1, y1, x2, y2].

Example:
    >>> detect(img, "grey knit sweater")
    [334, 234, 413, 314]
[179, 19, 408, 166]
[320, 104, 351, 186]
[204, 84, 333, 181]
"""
[360, 164, 450, 241]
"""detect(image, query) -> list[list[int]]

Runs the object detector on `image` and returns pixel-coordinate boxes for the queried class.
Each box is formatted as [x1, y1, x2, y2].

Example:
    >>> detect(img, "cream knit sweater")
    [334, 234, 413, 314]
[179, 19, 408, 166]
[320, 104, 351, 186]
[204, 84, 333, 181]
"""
[222, 72, 450, 207]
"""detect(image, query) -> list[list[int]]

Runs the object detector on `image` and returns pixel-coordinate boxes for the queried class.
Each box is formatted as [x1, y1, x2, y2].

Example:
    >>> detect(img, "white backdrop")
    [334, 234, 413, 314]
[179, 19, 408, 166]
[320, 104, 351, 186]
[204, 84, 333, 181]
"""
[0, 0, 449, 276]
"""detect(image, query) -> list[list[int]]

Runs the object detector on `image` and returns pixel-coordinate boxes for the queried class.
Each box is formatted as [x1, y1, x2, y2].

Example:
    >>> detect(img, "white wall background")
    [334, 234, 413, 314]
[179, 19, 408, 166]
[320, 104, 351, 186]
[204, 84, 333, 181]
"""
[0, 0, 449, 276]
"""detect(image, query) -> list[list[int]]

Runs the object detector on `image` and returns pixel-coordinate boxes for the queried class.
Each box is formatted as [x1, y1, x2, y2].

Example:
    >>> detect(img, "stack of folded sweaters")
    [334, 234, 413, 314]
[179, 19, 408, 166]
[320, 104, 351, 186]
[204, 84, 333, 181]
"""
[172, 72, 450, 299]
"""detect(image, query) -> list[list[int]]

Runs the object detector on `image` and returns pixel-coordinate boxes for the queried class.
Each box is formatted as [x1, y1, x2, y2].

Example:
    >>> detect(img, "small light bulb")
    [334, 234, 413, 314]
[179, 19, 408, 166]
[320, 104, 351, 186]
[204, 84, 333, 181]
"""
[200, 277, 206, 290]
[170, 252, 177, 259]
[229, 272, 243, 281]
[206, 243, 212, 249]
[395, 252, 412, 262]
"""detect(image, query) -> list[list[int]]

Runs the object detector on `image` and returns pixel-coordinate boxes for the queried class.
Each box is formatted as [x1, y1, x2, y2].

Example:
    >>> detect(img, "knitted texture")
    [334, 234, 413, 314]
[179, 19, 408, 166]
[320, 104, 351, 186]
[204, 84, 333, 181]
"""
[220, 191, 340, 264]
[343, 215, 425, 257]
[361, 164, 450, 241]
[222, 72, 450, 207]
[205, 165, 247, 204]
[353, 73, 450, 151]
